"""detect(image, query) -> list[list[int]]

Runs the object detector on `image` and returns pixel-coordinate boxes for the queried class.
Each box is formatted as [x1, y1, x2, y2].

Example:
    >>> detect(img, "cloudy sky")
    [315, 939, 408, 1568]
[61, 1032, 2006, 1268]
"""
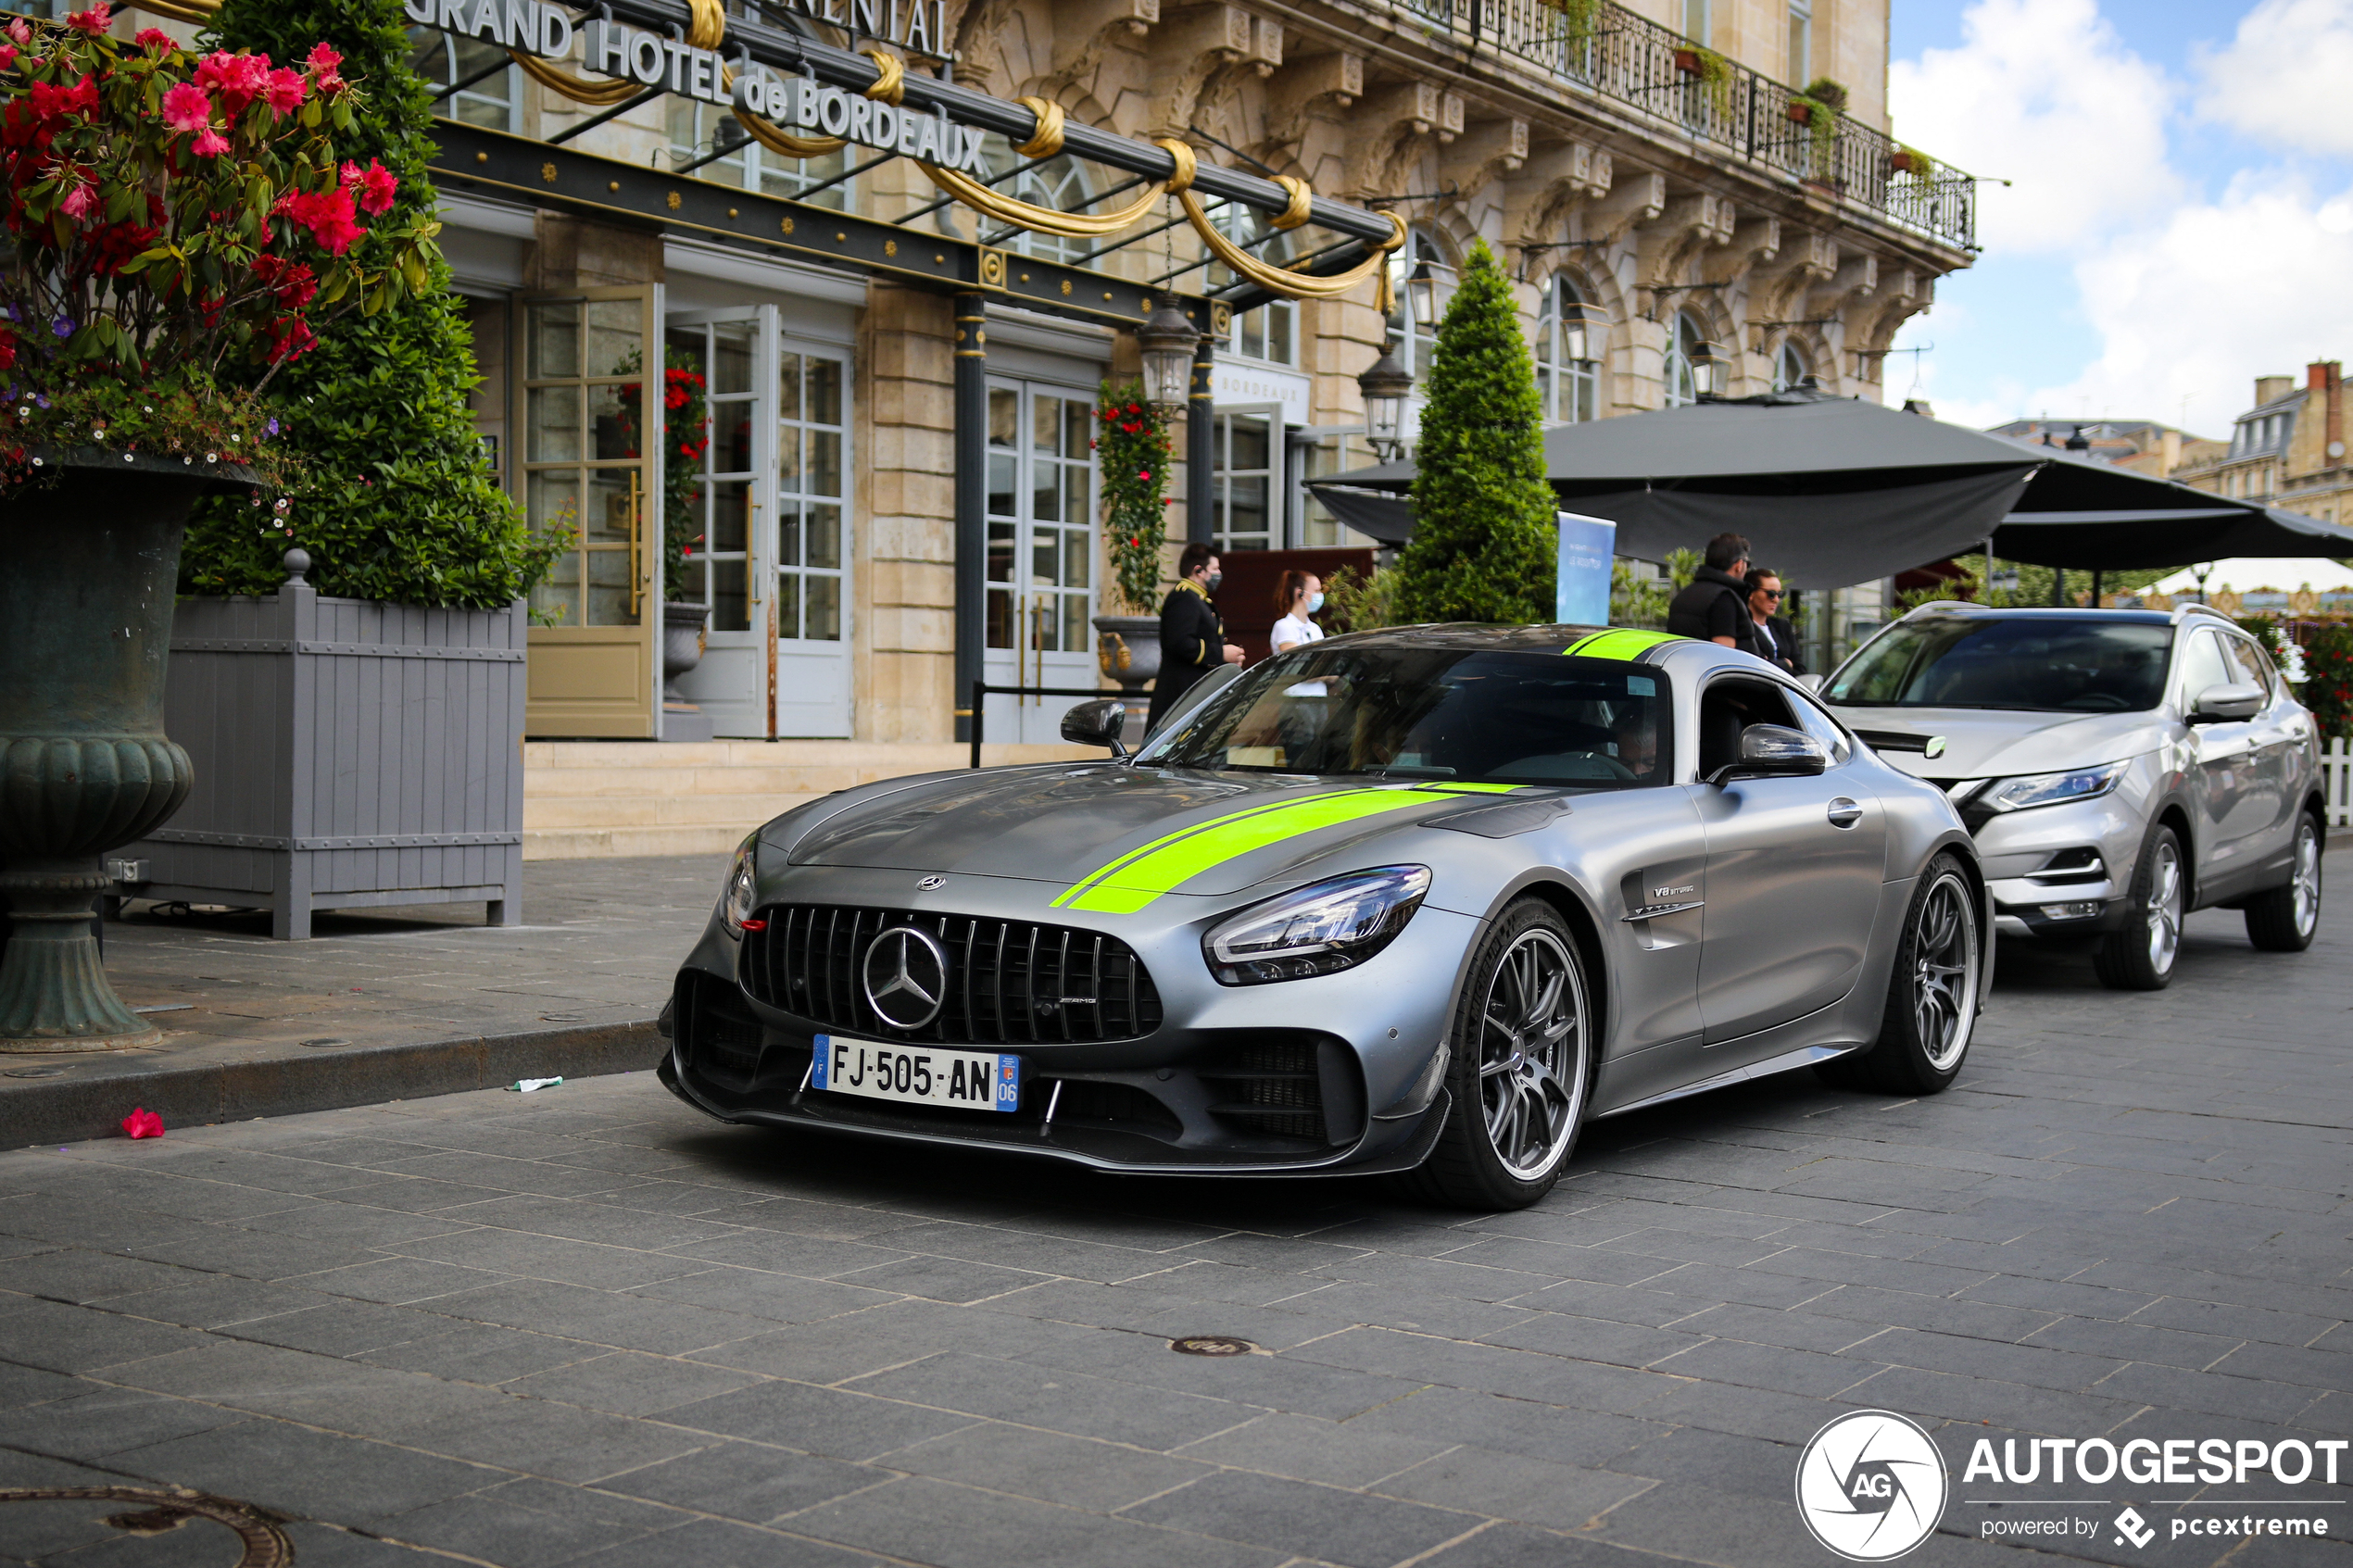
[1884, 0, 2353, 438]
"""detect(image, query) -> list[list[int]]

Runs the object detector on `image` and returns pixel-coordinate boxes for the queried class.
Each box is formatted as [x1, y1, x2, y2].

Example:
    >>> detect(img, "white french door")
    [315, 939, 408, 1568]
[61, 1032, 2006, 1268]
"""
[982, 380, 1099, 745]
[669, 307, 852, 738]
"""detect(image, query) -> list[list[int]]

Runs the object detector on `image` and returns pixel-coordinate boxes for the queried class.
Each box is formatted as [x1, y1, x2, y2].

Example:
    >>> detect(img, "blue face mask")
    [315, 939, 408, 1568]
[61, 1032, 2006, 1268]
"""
[1305, 592, 1325, 614]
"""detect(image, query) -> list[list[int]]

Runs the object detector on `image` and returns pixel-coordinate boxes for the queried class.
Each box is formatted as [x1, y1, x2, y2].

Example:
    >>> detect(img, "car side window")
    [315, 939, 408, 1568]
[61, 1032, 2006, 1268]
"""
[1696, 677, 1799, 779]
[2219, 635, 2271, 699]
[2175, 631, 2233, 709]
[1784, 686, 1855, 764]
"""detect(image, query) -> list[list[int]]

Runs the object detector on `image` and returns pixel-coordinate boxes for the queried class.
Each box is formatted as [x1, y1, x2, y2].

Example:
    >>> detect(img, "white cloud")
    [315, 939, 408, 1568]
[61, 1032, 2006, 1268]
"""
[2196, 0, 2353, 155]
[1957, 176, 2353, 435]
[1889, 0, 2181, 256]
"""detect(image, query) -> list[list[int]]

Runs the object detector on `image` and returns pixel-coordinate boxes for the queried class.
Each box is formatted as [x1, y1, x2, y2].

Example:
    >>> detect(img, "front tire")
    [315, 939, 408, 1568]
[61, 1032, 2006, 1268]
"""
[2095, 824, 2184, 990]
[1404, 898, 1592, 1210]
[2245, 812, 2323, 952]
[1826, 853, 1982, 1094]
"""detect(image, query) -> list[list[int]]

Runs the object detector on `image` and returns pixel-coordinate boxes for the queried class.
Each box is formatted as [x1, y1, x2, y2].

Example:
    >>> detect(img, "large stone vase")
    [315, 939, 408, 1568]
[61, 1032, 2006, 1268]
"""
[1091, 613, 1161, 740]
[0, 454, 220, 1050]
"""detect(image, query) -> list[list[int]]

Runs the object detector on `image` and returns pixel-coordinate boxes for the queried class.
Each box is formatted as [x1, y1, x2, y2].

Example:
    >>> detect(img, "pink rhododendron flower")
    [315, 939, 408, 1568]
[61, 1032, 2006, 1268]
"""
[304, 41, 344, 92]
[350, 158, 396, 215]
[190, 126, 230, 157]
[7, 19, 31, 44]
[58, 181, 94, 220]
[134, 27, 170, 50]
[0, 44, 17, 69]
[195, 49, 269, 113]
[64, 1, 110, 35]
[262, 66, 306, 112]
[160, 82, 209, 134]
[275, 186, 362, 254]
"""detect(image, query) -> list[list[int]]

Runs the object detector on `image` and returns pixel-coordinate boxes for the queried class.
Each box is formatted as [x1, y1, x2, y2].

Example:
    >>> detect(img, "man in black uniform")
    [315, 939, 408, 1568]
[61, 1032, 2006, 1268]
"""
[1146, 541, 1243, 731]
[1666, 533, 1763, 658]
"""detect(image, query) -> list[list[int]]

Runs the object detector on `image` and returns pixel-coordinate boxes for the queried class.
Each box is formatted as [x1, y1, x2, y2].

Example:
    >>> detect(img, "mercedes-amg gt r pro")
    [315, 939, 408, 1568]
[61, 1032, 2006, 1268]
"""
[660, 626, 1993, 1209]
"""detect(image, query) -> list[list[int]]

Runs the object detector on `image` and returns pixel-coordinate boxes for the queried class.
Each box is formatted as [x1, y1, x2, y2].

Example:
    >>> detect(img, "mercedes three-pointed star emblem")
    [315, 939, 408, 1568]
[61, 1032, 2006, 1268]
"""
[862, 926, 950, 1030]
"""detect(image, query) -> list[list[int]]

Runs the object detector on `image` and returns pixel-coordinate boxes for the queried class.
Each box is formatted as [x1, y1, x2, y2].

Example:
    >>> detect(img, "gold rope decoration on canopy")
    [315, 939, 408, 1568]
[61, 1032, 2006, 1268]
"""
[1177, 182, 1406, 300]
[726, 48, 907, 165]
[521, 0, 724, 106]
[908, 122, 1174, 238]
[1013, 96, 1064, 158]
[1268, 174, 1313, 231]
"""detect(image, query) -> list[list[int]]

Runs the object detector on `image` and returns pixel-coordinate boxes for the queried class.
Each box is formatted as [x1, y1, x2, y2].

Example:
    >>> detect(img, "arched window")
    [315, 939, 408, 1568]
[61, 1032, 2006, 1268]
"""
[666, 98, 854, 209]
[1662, 310, 1713, 408]
[1534, 274, 1601, 425]
[1209, 200, 1297, 366]
[407, 27, 514, 131]
[1007, 156, 1092, 264]
[1774, 338, 1813, 393]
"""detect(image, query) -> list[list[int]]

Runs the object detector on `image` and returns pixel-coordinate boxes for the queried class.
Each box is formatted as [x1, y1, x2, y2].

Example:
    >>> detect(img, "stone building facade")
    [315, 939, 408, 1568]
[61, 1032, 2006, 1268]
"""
[2175, 362, 2353, 529]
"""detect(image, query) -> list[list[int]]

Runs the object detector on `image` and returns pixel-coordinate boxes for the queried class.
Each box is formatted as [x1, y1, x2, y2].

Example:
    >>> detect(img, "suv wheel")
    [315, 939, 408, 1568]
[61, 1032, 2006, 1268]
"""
[2244, 812, 2322, 953]
[2095, 825, 2184, 990]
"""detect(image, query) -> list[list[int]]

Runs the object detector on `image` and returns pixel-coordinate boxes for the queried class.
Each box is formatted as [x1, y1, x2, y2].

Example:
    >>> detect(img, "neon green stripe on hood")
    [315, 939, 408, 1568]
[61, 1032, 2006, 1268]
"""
[1052, 783, 1516, 914]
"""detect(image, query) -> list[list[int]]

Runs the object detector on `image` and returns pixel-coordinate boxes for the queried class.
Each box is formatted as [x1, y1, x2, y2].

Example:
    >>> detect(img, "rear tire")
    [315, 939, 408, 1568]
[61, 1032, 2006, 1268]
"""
[2245, 812, 2323, 953]
[1403, 898, 1592, 1210]
[1825, 853, 1981, 1094]
[2095, 825, 2184, 990]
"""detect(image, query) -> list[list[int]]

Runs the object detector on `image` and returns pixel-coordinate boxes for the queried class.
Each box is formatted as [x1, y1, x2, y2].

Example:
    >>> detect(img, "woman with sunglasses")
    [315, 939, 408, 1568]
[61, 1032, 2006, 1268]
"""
[1743, 567, 1806, 675]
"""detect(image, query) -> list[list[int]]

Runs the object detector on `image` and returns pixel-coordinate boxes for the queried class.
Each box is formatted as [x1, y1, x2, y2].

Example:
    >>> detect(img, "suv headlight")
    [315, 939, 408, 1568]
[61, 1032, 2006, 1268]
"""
[721, 836, 761, 936]
[1204, 866, 1431, 985]
[1982, 761, 2127, 813]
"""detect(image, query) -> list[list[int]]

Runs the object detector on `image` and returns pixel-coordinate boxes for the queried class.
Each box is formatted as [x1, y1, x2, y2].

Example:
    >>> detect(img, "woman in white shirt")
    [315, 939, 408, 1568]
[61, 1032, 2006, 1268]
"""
[1271, 571, 1327, 699]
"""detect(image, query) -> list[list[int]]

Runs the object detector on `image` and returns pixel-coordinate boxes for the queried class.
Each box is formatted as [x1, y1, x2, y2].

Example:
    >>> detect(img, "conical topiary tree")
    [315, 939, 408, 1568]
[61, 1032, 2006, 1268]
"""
[1391, 239, 1556, 625]
[181, 0, 560, 608]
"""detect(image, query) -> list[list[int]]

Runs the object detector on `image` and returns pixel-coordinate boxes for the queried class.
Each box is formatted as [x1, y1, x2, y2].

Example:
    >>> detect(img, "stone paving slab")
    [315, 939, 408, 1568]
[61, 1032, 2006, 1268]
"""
[0, 855, 2349, 1565]
[0, 856, 728, 1148]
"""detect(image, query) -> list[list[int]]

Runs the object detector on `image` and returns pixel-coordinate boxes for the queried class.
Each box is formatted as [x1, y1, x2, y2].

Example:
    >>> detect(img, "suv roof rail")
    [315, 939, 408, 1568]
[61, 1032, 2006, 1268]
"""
[2175, 602, 2236, 624]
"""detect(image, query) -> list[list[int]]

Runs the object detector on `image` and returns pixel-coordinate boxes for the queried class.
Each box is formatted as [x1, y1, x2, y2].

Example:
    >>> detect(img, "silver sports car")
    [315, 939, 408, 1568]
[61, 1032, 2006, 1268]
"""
[660, 625, 1994, 1209]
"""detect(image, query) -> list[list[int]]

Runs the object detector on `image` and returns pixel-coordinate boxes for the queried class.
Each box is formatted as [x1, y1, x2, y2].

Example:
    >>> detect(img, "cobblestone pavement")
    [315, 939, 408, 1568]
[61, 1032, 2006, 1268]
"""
[2, 856, 2348, 1567]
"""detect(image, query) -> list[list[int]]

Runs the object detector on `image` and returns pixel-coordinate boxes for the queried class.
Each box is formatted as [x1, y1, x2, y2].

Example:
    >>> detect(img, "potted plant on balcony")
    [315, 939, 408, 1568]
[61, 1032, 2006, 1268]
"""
[117, 0, 567, 940]
[1091, 380, 1175, 721]
[0, 5, 437, 1047]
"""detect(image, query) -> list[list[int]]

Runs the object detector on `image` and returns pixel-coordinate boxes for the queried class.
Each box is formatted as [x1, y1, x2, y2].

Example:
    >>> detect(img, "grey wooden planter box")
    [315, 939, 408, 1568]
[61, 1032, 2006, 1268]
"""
[122, 571, 526, 940]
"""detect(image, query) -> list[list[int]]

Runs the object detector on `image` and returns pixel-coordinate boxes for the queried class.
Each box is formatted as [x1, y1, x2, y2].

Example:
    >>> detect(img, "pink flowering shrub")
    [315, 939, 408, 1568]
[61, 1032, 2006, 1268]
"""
[0, 4, 435, 481]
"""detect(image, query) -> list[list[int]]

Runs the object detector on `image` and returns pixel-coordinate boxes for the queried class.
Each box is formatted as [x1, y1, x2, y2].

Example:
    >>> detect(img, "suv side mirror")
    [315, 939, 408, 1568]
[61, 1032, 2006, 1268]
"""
[1708, 723, 1827, 786]
[2189, 682, 2263, 724]
[1061, 697, 1130, 759]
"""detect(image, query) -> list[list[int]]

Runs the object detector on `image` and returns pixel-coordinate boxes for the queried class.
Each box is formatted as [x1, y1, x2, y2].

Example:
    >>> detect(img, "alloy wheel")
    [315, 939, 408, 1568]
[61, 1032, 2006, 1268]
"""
[2145, 837, 2183, 975]
[1476, 928, 1586, 1178]
[1911, 872, 1980, 1073]
[2293, 822, 2322, 938]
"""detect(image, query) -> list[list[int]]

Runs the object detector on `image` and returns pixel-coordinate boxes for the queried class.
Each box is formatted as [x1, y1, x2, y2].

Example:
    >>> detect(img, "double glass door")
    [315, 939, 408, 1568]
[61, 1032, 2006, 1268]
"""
[667, 307, 852, 738]
[983, 381, 1098, 745]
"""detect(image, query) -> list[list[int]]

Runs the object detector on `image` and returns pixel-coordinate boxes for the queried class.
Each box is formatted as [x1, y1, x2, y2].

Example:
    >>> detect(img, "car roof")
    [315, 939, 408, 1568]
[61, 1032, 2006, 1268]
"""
[1892, 602, 2212, 629]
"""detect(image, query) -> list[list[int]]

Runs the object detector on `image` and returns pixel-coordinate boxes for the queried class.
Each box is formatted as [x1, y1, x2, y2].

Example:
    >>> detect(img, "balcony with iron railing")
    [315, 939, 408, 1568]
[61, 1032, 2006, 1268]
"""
[1390, 0, 1976, 255]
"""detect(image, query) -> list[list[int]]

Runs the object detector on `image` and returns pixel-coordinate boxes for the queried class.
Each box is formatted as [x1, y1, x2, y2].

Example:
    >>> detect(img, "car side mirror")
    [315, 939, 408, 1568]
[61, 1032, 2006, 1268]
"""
[1708, 723, 1827, 786]
[2189, 682, 2263, 724]
[1061, 697, 1130, 759]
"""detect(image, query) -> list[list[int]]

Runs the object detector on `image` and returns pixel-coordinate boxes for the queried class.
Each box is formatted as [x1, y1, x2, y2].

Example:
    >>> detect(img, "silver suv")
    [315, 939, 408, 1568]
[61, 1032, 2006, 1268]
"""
[1820, 603, 2324, 989]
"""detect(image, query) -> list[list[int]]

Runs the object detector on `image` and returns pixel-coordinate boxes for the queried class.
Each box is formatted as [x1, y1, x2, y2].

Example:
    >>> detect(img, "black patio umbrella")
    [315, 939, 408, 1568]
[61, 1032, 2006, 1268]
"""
[1306, 388, 2353, 582]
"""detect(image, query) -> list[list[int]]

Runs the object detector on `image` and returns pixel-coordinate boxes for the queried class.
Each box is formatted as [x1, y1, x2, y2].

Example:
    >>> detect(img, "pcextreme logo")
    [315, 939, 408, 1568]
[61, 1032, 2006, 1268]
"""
[1794, 1410, 1950, 1562]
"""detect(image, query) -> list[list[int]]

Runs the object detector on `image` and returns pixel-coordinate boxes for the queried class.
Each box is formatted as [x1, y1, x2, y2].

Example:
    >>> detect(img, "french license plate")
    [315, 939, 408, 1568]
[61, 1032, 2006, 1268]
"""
[811, 1035, 1022, 1113]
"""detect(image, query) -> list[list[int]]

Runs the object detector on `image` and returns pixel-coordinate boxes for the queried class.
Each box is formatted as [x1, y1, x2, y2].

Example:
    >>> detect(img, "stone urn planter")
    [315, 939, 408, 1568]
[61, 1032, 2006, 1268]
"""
[1092, 613, 1161, 738]
[0, 453, 236, 1050]
[661, 600, 714, 743]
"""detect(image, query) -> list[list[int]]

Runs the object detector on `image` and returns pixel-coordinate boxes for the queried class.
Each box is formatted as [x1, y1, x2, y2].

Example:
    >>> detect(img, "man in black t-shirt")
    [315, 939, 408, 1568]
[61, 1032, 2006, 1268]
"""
[1666, 533, 1763, 658]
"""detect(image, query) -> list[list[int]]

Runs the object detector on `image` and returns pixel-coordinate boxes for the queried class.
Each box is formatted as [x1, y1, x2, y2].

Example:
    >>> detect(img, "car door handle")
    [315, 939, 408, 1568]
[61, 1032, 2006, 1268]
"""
[1827, 797, 1863, 829]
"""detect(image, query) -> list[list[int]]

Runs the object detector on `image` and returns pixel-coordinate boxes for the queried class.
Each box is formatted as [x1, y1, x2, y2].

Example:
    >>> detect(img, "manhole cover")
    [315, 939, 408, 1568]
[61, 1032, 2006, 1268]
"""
[1170, 1336, 1255, 1357]
[299, 1037, 352, 1047]
[0, 1486, 290, 1566]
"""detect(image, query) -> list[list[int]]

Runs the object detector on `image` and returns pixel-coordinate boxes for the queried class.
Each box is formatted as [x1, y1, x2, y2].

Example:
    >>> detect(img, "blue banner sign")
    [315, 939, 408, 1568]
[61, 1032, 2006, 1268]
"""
[1555, 511, 1617, 627]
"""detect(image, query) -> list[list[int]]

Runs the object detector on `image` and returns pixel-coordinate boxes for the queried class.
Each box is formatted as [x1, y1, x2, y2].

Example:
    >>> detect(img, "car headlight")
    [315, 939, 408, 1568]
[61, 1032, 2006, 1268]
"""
[1204, 866, 1431, 985]
[1982, 761, 2127, 813]
[721, 836, 761, 936]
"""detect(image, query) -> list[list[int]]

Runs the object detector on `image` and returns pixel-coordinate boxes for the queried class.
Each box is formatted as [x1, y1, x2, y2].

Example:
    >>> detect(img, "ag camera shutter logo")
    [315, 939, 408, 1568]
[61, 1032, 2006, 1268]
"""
[1795, 1410, 1949, 1561]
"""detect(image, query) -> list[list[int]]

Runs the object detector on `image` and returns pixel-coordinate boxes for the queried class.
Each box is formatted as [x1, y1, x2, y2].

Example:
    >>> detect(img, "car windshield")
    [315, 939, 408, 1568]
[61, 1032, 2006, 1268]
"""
[1825, 617, 2173, 712]
[1136, 646, 1673, 788]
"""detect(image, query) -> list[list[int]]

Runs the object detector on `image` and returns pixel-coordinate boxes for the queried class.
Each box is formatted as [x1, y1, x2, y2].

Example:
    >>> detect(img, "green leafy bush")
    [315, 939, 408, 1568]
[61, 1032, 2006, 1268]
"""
[1392, 239, 1555, 626]
[180, 0, 562, 608]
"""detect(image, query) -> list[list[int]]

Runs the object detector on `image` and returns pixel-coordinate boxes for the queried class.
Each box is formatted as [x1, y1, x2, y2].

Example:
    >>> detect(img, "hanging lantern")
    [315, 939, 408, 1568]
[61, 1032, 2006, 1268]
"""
[1137, 304, 1202, 414]
[1356, 345, 1414, 459]
[1403, 259, 1441, 331]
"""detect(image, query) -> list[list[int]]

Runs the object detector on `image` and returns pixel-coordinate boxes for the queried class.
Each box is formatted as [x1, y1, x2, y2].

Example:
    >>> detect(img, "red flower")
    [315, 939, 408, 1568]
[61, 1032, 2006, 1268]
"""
[267, 313, 317, 362]
[134, 26, 170, 50]
[274, 186, 363, 254]
[58, 180, 94, 221]
[121, 1106, 165, 1139]
[64, 1, 110, 34]
[30, 74, 98, 121]
[263, 66, 308, 114]
[196, 50, 271, 115]
[161, 82, 210, 135]
[304, 41, 345, 92]
[191, 126, 230, 158]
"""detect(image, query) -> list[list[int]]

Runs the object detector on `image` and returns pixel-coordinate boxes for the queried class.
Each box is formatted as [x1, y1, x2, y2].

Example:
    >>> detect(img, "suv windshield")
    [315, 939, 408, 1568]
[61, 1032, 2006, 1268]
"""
[1826, 617, 2173, 712]
[1138, 646, 1672, 788]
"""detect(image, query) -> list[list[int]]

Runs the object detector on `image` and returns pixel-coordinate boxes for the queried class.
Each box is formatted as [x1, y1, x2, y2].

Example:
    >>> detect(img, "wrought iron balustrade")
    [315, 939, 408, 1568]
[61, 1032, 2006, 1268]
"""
[1390, 0, 1976, 253]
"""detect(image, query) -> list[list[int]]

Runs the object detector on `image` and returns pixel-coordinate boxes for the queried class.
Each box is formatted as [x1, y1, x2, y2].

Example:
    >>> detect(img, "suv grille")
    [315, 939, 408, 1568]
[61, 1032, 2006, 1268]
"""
[740, 905, 1163, 1046]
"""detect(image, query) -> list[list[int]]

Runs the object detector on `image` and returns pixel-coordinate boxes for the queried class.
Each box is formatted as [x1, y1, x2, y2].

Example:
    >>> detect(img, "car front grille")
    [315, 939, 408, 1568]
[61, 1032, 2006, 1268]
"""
[739, 905, 1164, 1046]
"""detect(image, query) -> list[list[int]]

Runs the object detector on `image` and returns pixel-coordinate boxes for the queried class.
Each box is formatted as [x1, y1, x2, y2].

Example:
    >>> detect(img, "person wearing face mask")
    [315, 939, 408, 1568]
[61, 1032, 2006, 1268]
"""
[1270, 570, 1327, 699]
[1146, 541, 1244, 732]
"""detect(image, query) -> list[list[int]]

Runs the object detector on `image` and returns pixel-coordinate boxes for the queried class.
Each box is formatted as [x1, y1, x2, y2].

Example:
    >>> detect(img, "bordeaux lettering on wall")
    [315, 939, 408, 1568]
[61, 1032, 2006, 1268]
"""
[736, 73, 986, 173]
